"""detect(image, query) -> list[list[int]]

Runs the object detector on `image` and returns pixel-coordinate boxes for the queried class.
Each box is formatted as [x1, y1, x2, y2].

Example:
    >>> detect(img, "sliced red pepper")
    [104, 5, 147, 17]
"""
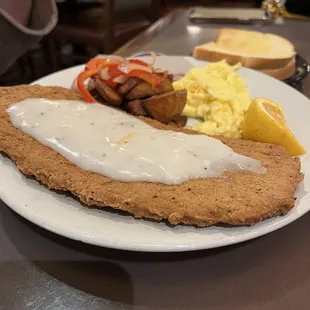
[87, 60, 125, 88]
[77, 68, 99, 103]
[127, 70, 161, 87]
[85, 58, 107, 71]
[106, 63, 132, 88]
[86, 57, 149, 72]
[107, 64, 124, 80]
[105, 78, 118, 89]
[128, 59, 149, 67]
[81, 57, 159, 97]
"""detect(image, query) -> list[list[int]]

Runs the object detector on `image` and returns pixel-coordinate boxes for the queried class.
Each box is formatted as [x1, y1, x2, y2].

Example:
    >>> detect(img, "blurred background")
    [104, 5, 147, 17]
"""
[1, 0, 309, 86]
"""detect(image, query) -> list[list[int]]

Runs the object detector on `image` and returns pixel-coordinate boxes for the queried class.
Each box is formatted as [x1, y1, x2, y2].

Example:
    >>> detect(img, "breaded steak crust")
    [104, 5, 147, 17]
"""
[0, 85, 304, 227]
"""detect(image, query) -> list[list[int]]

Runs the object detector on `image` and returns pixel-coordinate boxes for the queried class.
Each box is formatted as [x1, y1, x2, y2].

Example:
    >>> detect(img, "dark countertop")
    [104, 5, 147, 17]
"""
[1, 9, 310, 310]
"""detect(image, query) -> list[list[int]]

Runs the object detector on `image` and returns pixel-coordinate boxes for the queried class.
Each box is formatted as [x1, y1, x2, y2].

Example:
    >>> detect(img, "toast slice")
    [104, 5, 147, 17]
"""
[260, 58, 296, 80]
[194, 28, 295, 69]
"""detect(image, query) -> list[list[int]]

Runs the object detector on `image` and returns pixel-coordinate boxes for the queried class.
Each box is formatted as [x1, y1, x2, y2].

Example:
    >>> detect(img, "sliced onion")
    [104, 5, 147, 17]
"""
[71, 77, 78, 91]
[99, 67, 110, 80]
[149, 51, 156, 68]
[118, 62, 152, 74]
[106, 55, 125, 64]
[113, 75, 129, 84]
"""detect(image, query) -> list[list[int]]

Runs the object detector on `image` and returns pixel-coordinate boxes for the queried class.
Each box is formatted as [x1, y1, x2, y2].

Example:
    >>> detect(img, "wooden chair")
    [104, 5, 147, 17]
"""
[43, 0, 161, 71]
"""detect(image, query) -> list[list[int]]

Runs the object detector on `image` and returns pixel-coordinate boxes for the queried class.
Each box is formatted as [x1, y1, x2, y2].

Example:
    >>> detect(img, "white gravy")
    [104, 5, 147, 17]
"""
[7, 99, 266, 184]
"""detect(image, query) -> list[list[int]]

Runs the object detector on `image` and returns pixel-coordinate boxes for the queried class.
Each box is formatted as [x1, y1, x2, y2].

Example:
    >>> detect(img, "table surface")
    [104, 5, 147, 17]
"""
[1, 8, 310, 310]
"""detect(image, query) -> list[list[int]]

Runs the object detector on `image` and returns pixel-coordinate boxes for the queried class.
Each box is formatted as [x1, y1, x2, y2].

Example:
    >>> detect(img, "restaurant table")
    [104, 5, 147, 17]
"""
[1, 8, 310, 310]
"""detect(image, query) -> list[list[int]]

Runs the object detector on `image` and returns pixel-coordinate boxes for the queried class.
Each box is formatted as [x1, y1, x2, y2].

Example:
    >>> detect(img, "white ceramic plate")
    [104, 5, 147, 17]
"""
[1, 56, 310, 252]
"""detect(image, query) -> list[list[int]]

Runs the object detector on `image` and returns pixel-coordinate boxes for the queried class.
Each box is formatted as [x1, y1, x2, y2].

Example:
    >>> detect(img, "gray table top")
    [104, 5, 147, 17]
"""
[1, 8, 310, 310]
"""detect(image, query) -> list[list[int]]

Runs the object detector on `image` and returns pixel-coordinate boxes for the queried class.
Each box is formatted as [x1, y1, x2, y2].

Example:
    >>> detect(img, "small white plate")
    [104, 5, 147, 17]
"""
[1, 56, 310, 252]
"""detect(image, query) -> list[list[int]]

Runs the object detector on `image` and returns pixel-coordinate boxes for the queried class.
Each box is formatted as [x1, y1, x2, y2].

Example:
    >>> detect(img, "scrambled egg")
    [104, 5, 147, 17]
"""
[173, 60, 251, 138]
